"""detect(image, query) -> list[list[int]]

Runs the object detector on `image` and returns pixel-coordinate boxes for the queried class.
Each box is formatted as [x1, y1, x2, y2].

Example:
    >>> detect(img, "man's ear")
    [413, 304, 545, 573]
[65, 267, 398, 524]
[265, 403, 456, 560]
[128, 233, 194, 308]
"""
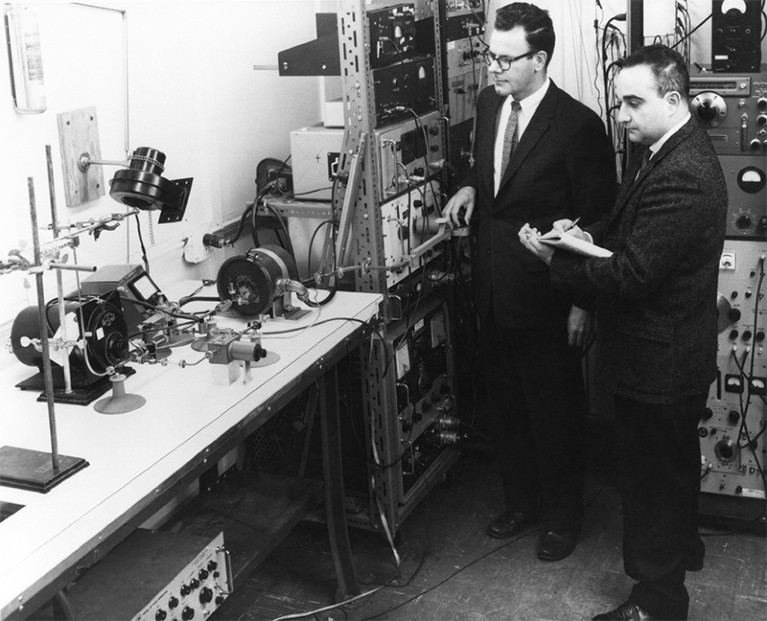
[666, 90, 683, 109]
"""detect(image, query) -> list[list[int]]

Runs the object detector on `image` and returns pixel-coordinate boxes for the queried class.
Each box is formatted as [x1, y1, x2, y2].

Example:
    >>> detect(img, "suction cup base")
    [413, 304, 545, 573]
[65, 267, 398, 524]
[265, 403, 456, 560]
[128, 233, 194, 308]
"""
[93, 373, 146, 415]
[94, 392, 147, 415]
[252, 351, 280, 367]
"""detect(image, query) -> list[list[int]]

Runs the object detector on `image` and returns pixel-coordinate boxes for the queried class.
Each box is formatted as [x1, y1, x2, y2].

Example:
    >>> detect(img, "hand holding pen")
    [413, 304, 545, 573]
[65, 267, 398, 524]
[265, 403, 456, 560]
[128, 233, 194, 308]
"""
[553, 216, 587, 241]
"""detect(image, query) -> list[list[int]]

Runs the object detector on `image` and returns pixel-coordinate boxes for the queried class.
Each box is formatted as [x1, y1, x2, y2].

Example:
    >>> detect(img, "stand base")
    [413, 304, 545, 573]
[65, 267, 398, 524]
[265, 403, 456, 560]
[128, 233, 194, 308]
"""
[16, 367, 135, 406]
[0, 445, 89, 493]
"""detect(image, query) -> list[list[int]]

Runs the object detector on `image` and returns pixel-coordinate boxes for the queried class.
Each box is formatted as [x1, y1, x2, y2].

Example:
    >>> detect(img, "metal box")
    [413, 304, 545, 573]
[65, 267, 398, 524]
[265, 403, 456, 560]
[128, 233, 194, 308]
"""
[289, 125, 344, 201]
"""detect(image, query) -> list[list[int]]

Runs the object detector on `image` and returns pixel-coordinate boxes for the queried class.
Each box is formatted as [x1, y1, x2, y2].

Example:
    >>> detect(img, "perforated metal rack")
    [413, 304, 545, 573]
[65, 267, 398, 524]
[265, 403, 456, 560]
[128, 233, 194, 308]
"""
[332, 0, 459, 535]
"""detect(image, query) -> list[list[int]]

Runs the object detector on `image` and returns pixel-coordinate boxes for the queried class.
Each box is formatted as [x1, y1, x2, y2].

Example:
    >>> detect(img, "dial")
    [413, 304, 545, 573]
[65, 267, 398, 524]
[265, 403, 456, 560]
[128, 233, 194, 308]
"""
[691, 92, 727, 128]
[732, 210, 758, 234]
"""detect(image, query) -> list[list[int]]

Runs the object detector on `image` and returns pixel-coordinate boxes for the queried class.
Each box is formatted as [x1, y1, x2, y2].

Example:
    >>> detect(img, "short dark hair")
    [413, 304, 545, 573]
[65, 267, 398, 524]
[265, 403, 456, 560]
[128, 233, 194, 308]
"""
[617, 44, 689, 99]
[494, 2, 555, 67]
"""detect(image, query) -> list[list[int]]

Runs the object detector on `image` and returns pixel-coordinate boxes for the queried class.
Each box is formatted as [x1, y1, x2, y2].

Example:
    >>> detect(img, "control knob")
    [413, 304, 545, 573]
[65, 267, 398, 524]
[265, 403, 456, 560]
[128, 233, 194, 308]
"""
[735, 212, 754, 231]
[715, 437, 736, 462]
[181, 606, 195, 620]
[199, 587, 214, 604]
[691, 92, 727, 128]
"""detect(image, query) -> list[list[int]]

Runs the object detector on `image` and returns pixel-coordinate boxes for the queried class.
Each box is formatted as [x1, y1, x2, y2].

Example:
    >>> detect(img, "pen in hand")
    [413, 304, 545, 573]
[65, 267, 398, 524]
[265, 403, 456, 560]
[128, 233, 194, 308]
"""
[564, 217, 581, 232]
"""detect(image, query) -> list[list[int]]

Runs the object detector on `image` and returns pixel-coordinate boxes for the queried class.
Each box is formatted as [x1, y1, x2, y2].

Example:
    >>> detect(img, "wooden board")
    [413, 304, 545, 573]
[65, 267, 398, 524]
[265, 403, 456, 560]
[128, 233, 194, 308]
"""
[57, 107, 105, 207]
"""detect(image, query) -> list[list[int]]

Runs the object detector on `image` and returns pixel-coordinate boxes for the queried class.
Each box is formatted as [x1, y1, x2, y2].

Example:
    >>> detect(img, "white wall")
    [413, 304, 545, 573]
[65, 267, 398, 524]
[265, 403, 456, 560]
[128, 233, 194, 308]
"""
[2, 0, 766, 336]
[0, 0, 335, 334]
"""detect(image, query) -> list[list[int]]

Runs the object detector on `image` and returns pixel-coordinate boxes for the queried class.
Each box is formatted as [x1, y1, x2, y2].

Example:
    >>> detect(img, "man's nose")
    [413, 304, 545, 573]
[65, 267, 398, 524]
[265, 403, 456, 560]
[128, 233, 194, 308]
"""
[616, 104, 629, 123]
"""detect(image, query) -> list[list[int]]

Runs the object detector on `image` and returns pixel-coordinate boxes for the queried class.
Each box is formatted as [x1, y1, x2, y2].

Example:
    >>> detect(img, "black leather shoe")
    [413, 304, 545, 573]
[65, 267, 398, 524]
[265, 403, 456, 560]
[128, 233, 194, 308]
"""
[537, 529, 578, 561]
[485, 511, 539, 539]
[592, 601, 654, 620]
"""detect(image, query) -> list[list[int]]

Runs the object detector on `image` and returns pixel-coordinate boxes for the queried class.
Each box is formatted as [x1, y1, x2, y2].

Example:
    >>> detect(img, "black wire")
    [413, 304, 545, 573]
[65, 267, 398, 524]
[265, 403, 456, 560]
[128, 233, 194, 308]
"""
[371, 441, 414, 471]
[402, 106, 442, 214]
[126, 318, 200, 340]
[292, 186, 333, 197]
[762, 0, 766, 41]
[592, 9, 605, 119]
[177, 295, 220, 307]
[378, 36, 406, 66]
[249, 154, 292, 247]
[360, 476, 613, 620]
[121, 296, 204, 323]
[723, 257, 766, 492]
[303, 288, 336, 307]
[671, 12, 712, 49]
[133, 212, 150, 274]
[228, 190, 260, 248]
[260, 200, 295, 259]
[263, 316, 390, 377]
[305, 219, 335, 282]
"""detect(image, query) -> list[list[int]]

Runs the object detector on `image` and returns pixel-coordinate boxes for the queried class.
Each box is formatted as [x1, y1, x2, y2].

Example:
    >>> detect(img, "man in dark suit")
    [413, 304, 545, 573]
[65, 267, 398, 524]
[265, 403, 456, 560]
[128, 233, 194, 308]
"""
[520, 44, 728, 620]
[443, 2, 615, 561]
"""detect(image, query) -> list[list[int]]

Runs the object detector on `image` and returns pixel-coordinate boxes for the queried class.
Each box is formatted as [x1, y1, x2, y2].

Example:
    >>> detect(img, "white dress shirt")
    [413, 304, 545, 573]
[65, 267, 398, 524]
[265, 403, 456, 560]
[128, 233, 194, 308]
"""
[493, 77, 551, 196]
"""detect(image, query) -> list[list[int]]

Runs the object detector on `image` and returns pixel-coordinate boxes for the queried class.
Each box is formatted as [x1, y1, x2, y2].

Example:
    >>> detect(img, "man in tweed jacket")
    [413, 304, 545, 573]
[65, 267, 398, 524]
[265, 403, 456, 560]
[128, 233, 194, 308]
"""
[520, 45, 727, 620]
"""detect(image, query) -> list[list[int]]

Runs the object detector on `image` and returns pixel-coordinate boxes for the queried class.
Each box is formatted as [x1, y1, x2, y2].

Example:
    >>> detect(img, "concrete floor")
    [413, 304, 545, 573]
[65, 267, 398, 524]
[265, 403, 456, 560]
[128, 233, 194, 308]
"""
[216, 453, 767, 621]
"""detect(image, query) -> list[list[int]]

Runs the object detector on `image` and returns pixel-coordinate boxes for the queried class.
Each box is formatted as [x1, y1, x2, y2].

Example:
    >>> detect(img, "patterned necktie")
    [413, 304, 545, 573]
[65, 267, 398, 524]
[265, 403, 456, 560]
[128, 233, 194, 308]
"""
[500, 99, 522, 175]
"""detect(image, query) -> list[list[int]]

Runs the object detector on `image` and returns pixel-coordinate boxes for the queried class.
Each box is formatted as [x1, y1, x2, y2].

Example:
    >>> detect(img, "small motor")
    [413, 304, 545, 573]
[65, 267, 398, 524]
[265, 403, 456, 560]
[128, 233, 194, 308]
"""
[10, 291, 130, 402]
[216, 245, 309, 318]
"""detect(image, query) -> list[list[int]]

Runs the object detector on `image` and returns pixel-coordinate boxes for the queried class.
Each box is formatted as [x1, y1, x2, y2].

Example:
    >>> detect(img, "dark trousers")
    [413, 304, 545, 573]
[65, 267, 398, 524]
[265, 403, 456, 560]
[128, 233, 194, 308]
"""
[480, 310, 587, 532]
[614, 393, 706, 620]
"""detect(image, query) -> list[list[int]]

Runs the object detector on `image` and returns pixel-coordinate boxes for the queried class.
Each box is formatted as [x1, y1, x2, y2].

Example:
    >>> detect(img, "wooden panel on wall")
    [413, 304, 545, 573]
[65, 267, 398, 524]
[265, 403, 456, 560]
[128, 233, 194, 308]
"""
[57, 107, 105, 207]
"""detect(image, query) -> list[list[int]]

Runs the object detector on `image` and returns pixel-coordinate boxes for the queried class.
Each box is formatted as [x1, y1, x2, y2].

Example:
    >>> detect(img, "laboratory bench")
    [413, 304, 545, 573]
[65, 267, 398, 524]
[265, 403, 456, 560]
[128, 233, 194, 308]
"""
[0, 286, 382, 619]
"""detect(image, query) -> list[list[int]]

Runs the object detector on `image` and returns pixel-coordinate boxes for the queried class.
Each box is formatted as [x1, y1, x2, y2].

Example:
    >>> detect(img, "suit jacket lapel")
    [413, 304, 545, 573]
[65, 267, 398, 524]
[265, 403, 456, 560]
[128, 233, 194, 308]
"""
[497, 83, 558, 193]
[609, 118, 697, 227]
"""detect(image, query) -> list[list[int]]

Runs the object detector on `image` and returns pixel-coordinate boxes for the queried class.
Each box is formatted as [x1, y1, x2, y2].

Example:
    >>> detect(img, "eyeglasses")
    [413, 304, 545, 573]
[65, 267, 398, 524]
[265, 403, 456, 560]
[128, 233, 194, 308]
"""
[481, 49, 536, 71]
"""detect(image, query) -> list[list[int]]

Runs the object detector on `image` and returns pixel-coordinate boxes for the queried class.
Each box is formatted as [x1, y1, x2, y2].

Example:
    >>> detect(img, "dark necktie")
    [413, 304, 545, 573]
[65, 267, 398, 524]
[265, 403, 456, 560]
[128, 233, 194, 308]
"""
[500, 100, 522, 175]
[634, 148, 652, 181]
